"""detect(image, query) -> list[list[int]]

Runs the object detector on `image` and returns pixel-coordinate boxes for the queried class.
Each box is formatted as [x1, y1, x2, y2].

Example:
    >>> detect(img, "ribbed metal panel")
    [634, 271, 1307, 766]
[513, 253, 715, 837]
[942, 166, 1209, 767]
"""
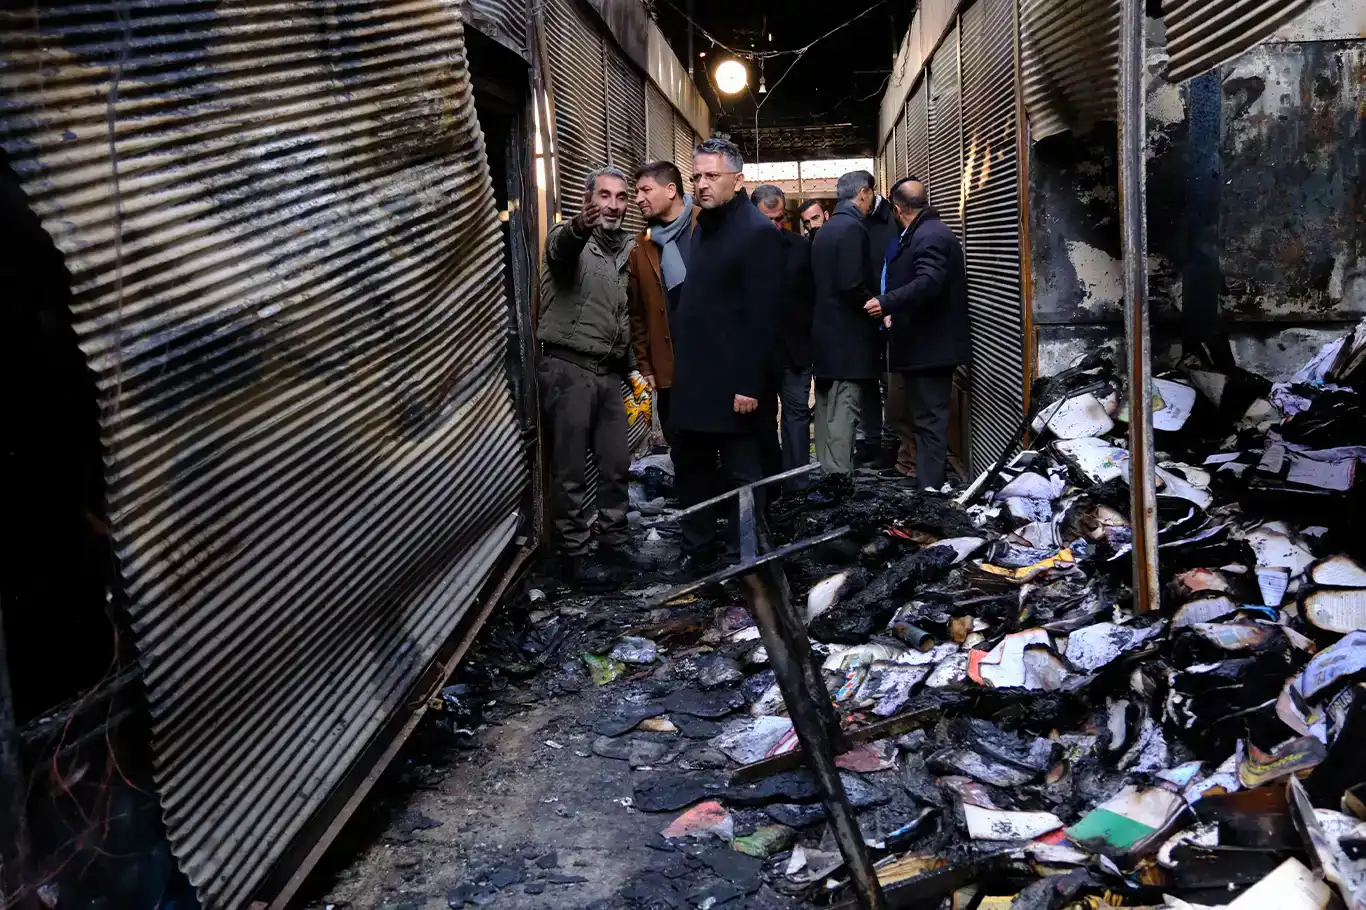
[906, 79, 931, 184]
[928, 25, 964, 238]
[961, 0, 1025, 475]
[1164, 0, 1316, 83]
[673, 113, 696, 184]
[890, 118, 906, 187]
[0, 1, 525, 907]
[605, 51, 647, 234]
[1019, 0, 1119, 140]
[547, 0, 608, 216]
[646, 83, 674, 165]
[467, 0, 527, 56]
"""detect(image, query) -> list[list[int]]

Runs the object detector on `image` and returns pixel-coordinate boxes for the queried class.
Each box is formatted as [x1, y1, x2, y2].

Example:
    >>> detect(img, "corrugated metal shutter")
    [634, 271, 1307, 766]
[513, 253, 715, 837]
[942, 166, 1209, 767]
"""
[605, 52, 647, 235]
[961, 0, 1025, 474]
[646, 84, 675, 165]
[1164, 0, 1316, 82]
[547, 0, 609, 217]
[0, 1, 525, 907]
[889, 119, 905, 188]
[1019, 0, 1117, 140]
[928, 26, 964, 238]
[467, 0, 528, 56]
[906, 80, 931, 183]
[673, 113, 697, 184]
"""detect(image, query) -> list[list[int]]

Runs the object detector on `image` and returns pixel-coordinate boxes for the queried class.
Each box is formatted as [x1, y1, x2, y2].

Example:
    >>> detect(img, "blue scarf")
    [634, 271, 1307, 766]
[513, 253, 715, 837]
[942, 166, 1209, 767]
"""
[650, 195, 694, 291]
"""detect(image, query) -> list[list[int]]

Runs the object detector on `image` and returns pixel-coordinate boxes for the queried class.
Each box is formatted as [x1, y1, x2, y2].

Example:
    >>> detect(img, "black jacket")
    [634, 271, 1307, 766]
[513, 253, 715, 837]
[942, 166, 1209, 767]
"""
[864, 196, 900, 285]
[778, 229, 815, 371]
[670, 190, 785, 434]
[810, 200, 882, 380]
[878, 207, 972, 373]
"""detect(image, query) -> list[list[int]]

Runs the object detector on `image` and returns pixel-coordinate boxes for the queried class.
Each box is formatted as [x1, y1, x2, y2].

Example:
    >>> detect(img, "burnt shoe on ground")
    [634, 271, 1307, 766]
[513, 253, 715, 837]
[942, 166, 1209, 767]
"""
[562, 554, 613, 591]
[599, 544, 657, 572]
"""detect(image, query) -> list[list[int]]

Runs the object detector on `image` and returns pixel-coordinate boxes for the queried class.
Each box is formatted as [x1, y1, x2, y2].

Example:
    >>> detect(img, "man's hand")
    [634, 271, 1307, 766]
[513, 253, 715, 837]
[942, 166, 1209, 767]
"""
[864, 298, 884, 319]
[733, 394, 758, 414]
[883, 315, 892, 329]
[572, 196, 602, 235]
[641, 373, 655, 390]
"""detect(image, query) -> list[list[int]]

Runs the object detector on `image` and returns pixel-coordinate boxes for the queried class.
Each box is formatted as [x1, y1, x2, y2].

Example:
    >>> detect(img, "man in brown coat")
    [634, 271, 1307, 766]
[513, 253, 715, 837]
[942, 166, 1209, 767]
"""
[627, 161, 696, 434]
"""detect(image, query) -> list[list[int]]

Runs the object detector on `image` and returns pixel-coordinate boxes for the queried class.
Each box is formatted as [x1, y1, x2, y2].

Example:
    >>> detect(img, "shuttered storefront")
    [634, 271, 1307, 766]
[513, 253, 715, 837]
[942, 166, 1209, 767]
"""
[928, 26, 964, 238]
[674, 112, 699, 184]
[646, 84, 676, 166]
[906, 80, 931, 182]
[605, 51, 648, 234]
[961, 0, 1025, 472]
[0, 0, 527, 907]
[547, 0, 609, 217]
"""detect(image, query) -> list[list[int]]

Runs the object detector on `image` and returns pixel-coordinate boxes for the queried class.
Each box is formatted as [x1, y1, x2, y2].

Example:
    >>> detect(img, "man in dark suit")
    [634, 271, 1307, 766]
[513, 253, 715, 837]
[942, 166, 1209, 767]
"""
[810, 171, 881, 480]
[752, 184, 816, 491]
[668, 139, 785, 574]
[864, 178, 971, 491]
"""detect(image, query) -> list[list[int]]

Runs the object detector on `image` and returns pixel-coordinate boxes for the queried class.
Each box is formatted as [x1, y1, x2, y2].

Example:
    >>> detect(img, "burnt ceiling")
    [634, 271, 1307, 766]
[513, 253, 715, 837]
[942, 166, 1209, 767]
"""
[651, 0, 914, 160]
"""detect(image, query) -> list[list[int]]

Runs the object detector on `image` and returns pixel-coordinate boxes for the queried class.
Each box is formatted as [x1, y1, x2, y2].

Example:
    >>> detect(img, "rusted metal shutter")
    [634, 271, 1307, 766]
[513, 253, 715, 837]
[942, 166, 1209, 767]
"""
[1164, 0, 1316, 82]
[962, 0, 1025, 474]
[605, 51, 647, 234]
[1019, 0, 1118, 140]
[547, 0, 609, 217]
[891, 118, 906, 188]
[906, 79, 931, 183]
[646, 84, 675, 165]
[928, 26, 964, 238]
[673, 113, 697, 184]
[467, 0, 528, 56]
[0, 1, 526, 907]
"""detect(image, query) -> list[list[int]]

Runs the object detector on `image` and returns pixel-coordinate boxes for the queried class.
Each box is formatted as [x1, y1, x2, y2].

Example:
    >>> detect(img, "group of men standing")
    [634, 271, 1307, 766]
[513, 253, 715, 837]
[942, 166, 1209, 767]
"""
[536, 137, 970, 585]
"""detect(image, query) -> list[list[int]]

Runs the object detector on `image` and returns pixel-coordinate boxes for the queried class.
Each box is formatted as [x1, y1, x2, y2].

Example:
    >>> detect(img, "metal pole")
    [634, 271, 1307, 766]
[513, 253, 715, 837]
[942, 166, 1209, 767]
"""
[1119, 0, 1158, 612]
[0, 603, 33, 908]
[687, 0, 695, 79]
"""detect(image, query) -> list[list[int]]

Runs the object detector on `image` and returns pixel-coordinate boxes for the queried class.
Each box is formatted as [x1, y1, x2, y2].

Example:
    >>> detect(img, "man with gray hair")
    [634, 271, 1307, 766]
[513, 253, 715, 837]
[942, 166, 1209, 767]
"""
[808, 170, 881, 484]
[537, 166, 653, 587]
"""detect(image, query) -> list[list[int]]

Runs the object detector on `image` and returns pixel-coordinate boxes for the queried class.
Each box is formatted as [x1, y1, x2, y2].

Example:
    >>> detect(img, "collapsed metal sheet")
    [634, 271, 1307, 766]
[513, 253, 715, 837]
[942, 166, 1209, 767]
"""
[0, 0, 528, 906]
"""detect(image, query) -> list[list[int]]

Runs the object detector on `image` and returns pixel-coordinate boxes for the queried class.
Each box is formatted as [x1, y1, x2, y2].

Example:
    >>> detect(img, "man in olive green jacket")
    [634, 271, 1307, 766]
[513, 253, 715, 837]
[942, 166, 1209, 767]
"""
[538, 166, 654, 587]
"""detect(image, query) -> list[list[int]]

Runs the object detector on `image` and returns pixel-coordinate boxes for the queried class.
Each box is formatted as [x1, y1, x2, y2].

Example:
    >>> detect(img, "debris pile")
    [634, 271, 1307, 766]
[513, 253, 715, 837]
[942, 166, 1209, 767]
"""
[556, 321, 1366, 909]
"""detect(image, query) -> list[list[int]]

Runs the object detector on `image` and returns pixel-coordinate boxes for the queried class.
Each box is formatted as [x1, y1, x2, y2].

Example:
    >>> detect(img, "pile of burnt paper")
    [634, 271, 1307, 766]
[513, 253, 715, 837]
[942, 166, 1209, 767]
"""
[627, 319, 1366, 909]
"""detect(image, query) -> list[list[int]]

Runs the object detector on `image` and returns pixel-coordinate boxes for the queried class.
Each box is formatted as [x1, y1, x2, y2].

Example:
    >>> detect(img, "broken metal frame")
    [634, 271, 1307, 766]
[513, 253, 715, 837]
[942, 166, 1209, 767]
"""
[1119, 0, 1160, 613]
[649, 464, 891, 910]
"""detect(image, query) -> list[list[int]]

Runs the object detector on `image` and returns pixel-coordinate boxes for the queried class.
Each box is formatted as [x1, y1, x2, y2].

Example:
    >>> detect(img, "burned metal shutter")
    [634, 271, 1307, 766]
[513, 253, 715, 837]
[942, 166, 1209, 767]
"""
[906, 79, 931, 182]
[605, 52, 647, 234]
[673, 113, 697, 184]
[547, 0, 609, 217]
[961, 0, 1025, 474]
[1164, 0, 1316, 82]
[0, 0, 525, 907]
[467, 0, 528, 56]
[890, 118, 906, 187]
[928, 26, 964, 238]
[646, 84, 674, 165]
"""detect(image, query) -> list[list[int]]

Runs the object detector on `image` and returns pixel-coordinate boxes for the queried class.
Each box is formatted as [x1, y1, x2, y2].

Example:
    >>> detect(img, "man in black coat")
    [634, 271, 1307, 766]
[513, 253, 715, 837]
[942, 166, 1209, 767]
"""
[810, 170, 881, 479]
[864, 178, 972, 491]
[752, 184, 816, 491]
[859, 190, 902, 468]
[668, 139, 784, 572]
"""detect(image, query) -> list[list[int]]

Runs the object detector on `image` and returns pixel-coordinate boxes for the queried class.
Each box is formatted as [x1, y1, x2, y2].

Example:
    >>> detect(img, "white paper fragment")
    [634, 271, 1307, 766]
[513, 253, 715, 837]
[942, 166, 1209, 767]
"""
[1246, 524, 1316, 578]
[1172, 595, 1240, 629]
[1064, 622, 1165, 671]
[1153, 379, 1198, 431]
[1037, 393, 1114, 439]
[969, 629, 1051, 688]
[931, 537, 988, 564]
[1055, 438, 1129, 485]
[1257, 567, 1291, 607]
[1314, 556, 1366, 589]
[1005, 497, 1054, 524]
[998, 472, 1063, 502]
[962, 804, 1063, 841]
[1227, 859, 1331, 910]
[1304, 589, 1366, 634]
[807, 572, 855, 624]
[712, 716, 794, 765]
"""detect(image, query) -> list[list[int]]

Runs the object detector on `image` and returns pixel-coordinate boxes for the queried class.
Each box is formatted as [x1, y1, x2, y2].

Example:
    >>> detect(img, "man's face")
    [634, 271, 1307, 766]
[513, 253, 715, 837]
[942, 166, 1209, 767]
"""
[635, 175, 676, 222]
[758, 199, 787, 230]
[855, 187, 874, 217]
[592, 175, 629, 229]
[801, 205, 825, 233]
[693, 153, 741, 209]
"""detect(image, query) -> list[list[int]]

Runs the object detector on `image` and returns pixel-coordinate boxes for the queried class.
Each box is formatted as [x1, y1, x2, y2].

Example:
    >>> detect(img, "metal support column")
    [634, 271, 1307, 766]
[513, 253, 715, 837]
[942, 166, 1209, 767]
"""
[650, 466, 888, 910]
[1119, 0, 1159, 612]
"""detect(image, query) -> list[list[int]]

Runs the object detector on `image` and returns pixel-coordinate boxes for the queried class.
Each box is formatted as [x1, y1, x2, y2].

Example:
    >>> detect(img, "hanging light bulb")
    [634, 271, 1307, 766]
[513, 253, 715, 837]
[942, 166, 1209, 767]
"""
[758, 75, 767, 94]
[714, 59, 748, 95]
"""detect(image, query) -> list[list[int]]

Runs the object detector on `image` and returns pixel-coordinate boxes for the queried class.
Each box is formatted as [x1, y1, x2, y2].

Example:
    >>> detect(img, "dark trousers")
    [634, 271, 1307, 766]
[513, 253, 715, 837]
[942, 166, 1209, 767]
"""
[856, 378, 884, 446]
[779, 367, 813, 489]
[673, 429, 763, 555]
[656, 386, 677, 447]
[538, 355, 630, 556]
[902, 368, 954, 491]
